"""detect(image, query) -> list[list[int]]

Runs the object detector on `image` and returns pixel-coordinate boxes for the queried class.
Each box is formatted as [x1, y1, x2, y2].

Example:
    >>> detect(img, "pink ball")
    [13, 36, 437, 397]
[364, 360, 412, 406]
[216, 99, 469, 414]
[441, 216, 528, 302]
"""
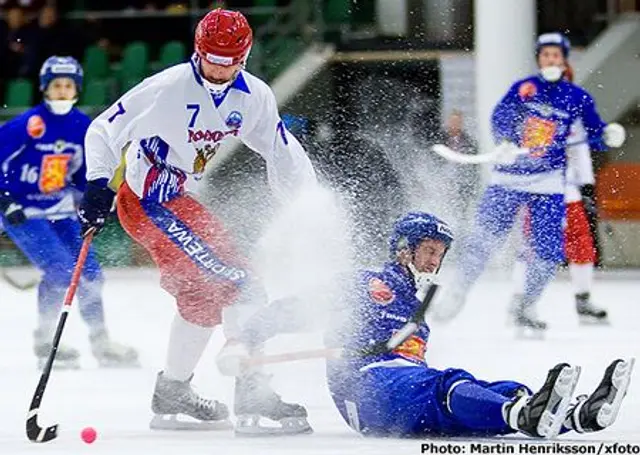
[81, 427, 97, 444]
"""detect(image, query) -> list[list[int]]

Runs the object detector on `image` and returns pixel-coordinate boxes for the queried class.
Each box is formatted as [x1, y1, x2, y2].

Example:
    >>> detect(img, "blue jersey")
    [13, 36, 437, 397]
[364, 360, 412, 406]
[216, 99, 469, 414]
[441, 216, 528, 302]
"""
[0, 104, 90, 216]
[327, 262, 431, 375]
[491, 75, 606, 176]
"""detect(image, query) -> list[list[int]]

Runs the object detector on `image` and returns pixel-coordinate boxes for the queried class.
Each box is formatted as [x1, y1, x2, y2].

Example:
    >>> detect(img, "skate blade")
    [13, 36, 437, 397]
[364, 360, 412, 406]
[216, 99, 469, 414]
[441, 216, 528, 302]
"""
[150, 414, 233, 431]
[596, 358, 635, 429]
[96, 358, 141, 369]
[578, 316, 610, 326]
[235, 416, 313, 437]
[38, 358, 80, 370]
[538, 365, 581, 439]
[515, 326, 546, 340]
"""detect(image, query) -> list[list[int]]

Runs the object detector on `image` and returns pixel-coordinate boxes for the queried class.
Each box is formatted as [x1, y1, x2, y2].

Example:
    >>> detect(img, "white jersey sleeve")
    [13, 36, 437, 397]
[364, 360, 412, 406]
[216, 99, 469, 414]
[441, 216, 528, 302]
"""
[565, 120, 595, 202]
[85, 76, 172, 182]
[239, 84, 317, 202]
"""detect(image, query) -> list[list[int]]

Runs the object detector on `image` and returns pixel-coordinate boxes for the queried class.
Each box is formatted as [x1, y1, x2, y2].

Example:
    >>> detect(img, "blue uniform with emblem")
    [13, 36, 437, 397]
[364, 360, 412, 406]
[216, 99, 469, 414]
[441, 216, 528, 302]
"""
[447, 34, 614, 322]
[326, 213, 531, 437]
[0, 56, 106, 333]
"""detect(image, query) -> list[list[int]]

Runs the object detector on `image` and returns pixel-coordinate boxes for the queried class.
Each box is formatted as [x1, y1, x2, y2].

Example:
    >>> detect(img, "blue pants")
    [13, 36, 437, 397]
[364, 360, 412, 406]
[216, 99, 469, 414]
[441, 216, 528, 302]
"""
[459, 185, 565, 303]
[328, 362, 530, 437]
[3, 217, 105, 329]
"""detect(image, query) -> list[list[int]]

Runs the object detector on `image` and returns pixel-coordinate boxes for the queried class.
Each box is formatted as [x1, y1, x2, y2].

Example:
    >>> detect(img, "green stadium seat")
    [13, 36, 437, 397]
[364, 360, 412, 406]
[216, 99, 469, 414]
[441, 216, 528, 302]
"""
[83, 45, 109, 80]
[5, 79, 33, 107]
[81, 79, 109, 106]
[324, 0, 351, 24]
[119, 41, 149, 82]
[122, 77, 143, 93]
[158, 41, 186, 69]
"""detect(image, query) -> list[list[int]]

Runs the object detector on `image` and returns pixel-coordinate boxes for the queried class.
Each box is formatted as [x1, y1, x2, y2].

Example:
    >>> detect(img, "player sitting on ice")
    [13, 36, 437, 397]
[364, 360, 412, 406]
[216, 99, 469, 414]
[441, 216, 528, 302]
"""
[325, 211, 634, 438]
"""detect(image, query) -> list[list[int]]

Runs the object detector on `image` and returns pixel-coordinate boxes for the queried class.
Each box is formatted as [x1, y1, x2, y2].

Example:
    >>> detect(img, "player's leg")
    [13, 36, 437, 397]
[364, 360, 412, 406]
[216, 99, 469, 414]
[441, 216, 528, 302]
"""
[433, 185, 527, 322]
[565, 201, 607, 324]
[2, 219, 82, 368]
[117, 183, 233, 429]
[515, 192, 565, 333]
[49, 218, 139, 366]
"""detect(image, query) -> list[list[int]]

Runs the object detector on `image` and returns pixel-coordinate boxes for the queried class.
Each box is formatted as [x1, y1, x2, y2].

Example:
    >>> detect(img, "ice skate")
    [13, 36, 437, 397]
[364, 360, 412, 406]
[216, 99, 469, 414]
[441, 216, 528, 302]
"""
[34, 328, 80, 370]
[512, 297, 547, 339]
[90, 328, 140, 368]
[234, 371, 312, 436]
[564, 358, 634, 433]
[504, 363, 581, 438]
[576, 293, 609, 325]
[150, 371, 231, 430]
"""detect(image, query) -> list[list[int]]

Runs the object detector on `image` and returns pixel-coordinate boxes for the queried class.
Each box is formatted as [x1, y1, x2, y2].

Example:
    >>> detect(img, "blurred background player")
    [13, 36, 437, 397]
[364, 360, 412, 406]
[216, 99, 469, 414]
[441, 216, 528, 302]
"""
[78, 9, 316, 434]
[510, 63, 608, 327]
[432, 32, 626, 332]
[0, 56, 138, 369]
[326, 211, 634, 438]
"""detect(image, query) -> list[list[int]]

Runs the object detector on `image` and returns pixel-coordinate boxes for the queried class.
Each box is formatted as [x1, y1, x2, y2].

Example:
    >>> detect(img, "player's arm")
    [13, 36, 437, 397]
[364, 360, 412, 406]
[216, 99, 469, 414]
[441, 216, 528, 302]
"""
[0, 114, 30, 226]
[84, 79, 165, 184]
[240, 86, 317, 202]
[579, 90, 625, 150]
[79, 79, 166, 235]
[491, 82, 523, 144]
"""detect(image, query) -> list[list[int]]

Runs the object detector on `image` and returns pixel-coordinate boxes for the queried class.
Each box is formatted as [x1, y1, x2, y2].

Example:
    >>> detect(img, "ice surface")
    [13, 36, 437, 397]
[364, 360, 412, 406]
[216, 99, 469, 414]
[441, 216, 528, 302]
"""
[1, 269, 639, 454]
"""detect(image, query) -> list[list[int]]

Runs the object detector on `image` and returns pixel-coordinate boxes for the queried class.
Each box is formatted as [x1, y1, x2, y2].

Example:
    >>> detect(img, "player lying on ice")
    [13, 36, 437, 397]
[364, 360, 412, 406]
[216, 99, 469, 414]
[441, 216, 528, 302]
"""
[325, 211, 634, 438]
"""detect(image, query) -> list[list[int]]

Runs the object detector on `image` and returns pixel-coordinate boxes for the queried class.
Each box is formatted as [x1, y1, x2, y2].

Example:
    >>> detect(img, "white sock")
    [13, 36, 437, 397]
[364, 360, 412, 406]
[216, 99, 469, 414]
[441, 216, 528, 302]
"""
[511, 258, 526, 295]
[569, 263, 593, 296]
[163, 313, 214, 382]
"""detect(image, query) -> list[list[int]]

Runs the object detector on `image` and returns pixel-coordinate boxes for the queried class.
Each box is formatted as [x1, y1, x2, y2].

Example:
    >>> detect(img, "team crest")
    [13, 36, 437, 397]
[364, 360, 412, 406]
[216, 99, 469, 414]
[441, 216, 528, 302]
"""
[393, 334, 427, 362]
[39, 154, 71, 193]
[192, 143, 220, 174]
[518, 81, 537, 100]
[27, 115, 46, 139]
[368, 277, 395, 305]
[225, 111, 243, 129]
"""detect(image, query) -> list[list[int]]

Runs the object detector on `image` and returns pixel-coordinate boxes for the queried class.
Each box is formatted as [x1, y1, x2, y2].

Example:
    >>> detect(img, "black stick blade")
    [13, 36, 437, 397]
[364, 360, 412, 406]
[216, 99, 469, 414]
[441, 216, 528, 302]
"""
[26, 410, 58, 443]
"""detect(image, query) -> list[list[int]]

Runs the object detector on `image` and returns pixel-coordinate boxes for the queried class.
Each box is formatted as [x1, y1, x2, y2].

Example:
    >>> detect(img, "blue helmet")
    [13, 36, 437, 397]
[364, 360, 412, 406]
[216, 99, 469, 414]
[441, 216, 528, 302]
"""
[39, 56, 83, 92]
[389, 212, 454, 259]
[535, 33, 571, 58]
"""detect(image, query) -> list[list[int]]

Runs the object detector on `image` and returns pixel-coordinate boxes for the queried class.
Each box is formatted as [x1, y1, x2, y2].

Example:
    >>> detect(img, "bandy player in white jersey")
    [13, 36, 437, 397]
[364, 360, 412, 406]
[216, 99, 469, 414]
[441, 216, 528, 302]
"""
[511, 66, 607, 328]
[78, 9, 317, 435]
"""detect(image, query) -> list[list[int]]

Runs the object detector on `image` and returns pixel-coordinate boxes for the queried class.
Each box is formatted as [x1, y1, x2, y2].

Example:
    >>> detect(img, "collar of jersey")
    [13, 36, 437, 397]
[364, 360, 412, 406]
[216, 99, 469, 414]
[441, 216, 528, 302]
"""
[189, 54, 251, 107]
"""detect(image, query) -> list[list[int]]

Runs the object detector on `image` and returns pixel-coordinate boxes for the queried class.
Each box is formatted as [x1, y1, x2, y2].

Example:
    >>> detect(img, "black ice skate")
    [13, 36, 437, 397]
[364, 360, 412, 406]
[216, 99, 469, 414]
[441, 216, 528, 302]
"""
[564, 358, 634, 433]
[234, 372, 312, 436]
[90, 328, 140, 368]
[504, 363, 581, 438]
[150, 371, 231, 430]
[34, 328, 80, 370]
[512, 296, 547, 338]
[576, 293, 609, 325]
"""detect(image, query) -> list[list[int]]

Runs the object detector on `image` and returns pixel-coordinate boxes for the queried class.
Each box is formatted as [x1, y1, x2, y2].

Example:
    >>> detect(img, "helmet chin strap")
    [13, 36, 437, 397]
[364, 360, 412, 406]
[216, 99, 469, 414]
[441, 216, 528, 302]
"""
[407, 262, 439, 289]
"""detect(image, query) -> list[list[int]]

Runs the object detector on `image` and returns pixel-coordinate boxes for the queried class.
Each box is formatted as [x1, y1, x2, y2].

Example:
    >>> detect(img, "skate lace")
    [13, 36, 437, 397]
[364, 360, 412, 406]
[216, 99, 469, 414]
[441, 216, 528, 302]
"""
[190, 392, 218, 411]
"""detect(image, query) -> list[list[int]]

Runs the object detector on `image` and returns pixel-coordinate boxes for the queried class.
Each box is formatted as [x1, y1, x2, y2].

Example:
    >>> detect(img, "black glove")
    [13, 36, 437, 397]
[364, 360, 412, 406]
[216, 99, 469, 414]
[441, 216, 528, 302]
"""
[580, 184, 597, 218]
[0, 193, 26, 226]
[77, 180, 116, 237]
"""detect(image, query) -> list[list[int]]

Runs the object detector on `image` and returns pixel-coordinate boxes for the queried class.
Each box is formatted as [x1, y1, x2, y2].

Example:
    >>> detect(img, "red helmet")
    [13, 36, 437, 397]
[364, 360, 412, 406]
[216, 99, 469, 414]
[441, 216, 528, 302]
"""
[194, 8, 253, 67]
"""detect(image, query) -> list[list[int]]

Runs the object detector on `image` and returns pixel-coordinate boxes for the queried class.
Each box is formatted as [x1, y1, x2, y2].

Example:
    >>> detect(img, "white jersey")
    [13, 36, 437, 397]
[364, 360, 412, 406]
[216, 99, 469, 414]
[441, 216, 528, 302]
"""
[85, 56, 317, 203]
[565, 120, 594, 203]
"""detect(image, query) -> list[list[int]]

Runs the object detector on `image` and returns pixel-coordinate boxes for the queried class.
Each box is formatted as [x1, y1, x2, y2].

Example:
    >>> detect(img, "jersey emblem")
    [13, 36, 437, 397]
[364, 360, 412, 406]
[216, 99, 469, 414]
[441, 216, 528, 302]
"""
[518, 81, 537, 100]
[39, 154, 71, 193]
[27, 115, 46, 139]
[522, 116, 557, 155]
[368, 277, 395, 305]
[393, 334, 427, 363]
[193, 143, 220, 174]
[225, 111, 243, 129]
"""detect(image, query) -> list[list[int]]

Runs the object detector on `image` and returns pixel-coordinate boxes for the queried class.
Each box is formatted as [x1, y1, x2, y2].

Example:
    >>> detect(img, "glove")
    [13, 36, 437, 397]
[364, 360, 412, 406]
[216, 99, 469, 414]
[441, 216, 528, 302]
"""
[603, 123, 626, 148]
[77, 179, 116, 237]
[0, 193, 26, 226]
[580, 184, 597, 218]
[494, 141, 526, 165]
